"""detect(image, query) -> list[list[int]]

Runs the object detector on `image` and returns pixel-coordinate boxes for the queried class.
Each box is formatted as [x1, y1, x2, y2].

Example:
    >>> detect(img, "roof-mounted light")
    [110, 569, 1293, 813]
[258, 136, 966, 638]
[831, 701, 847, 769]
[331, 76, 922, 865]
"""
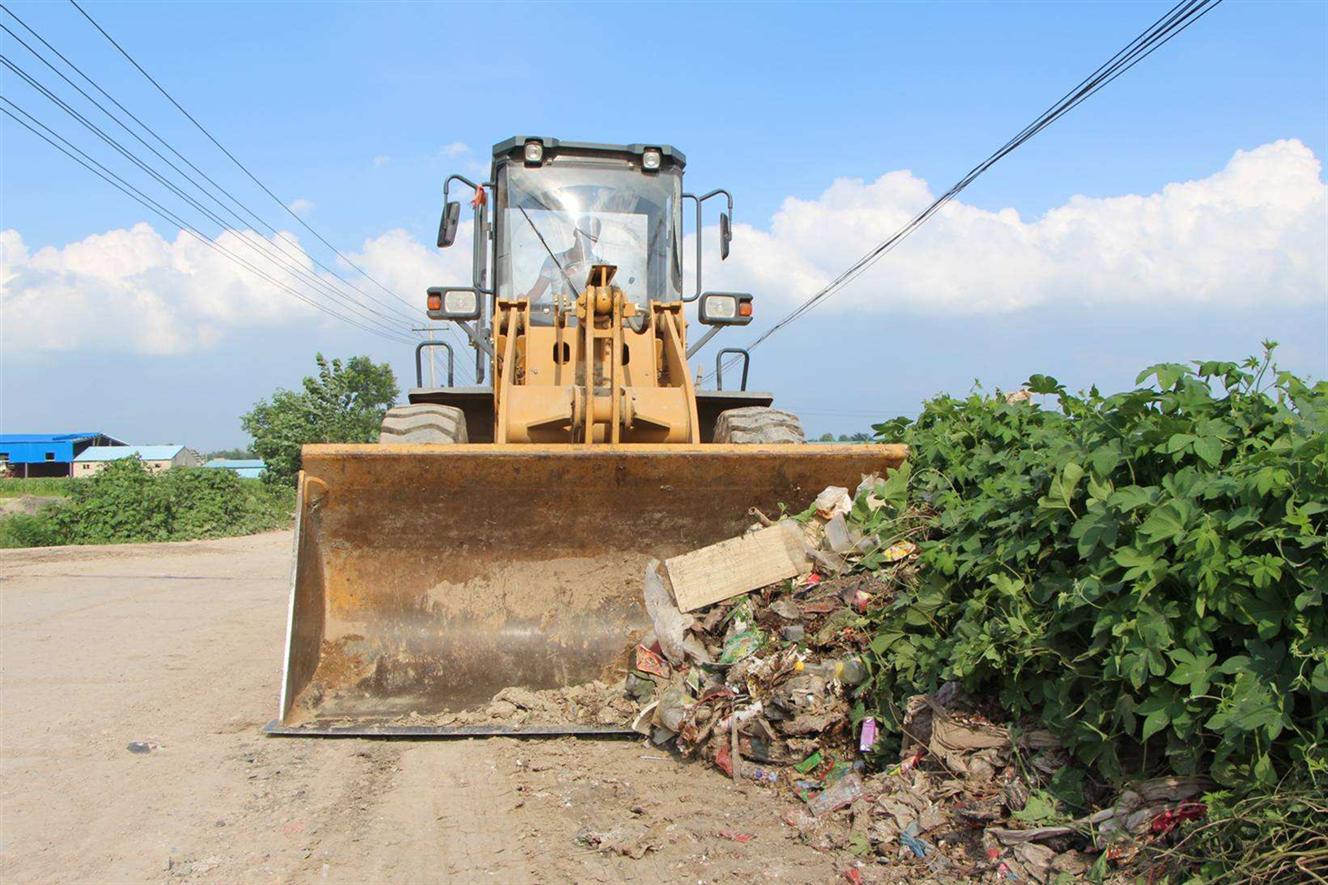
[523, 141, 544, 166]
[642, 148, 662, 171]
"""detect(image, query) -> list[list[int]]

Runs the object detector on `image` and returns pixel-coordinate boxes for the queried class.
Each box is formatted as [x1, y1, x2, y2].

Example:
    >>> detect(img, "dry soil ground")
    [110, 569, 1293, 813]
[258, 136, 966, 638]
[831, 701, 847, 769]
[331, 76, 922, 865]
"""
[1, 532, 862, 884]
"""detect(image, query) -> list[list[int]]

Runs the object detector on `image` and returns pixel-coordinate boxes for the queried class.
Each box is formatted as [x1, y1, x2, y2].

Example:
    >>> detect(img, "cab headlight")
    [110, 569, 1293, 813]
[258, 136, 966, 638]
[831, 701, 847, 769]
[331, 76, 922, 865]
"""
[427, 287, 482, 320]
[698, 292, 753, 326]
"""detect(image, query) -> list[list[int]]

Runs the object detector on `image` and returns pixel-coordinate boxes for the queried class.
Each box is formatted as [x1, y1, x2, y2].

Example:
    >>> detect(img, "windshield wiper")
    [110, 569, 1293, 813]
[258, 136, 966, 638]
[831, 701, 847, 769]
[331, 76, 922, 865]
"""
[518, 206, 582, 308]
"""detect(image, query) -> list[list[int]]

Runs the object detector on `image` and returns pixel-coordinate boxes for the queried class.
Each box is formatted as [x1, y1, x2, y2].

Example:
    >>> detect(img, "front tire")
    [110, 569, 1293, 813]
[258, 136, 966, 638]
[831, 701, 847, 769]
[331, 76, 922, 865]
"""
[378, 404, 468, 444]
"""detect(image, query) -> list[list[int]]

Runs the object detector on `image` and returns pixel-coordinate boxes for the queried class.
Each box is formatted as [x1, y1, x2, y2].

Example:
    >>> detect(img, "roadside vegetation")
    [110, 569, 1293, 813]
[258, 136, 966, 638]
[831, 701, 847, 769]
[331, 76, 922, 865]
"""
[860, 345, 1325, 881]
[0, 458, 293, 548]
[0, 353, 393, 547]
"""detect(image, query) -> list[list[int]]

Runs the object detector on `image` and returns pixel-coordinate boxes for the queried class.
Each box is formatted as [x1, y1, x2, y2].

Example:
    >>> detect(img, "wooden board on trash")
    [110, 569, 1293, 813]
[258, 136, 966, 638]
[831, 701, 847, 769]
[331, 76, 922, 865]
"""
[665, 525, 807, 613]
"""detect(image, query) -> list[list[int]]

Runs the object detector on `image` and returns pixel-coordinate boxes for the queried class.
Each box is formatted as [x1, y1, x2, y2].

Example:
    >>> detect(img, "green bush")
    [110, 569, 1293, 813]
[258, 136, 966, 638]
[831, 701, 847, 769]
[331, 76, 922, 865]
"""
[863, 346, 1326, 787]
[0, 458, 294, 547]
[0, 511, 65, 547]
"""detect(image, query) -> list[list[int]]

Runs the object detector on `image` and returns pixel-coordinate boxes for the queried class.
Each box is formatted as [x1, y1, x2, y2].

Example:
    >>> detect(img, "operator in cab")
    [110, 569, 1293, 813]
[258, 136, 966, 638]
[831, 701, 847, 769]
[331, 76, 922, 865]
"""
[523, 215, 603, 307]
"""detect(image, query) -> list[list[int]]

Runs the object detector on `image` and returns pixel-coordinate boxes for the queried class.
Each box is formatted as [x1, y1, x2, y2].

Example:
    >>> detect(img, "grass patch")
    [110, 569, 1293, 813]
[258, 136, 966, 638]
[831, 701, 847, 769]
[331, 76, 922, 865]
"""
[0, 477, 76, 498]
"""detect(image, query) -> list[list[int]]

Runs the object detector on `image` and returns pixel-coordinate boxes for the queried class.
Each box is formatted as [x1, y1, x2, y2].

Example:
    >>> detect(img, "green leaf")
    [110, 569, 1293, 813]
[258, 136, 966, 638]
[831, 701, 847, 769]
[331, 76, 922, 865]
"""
[1060, 461, 1085, 509]
[1164, 432, 1198, 455]
[1013, 790, 1061, 824]
[1141, 707, 1171, 741]
[1311, 663, 1328, 694]
[1193, 436, 1223, 466]
[1139, 500, 1192, 544]
[1167, 648, 1216, 696]
[1090, 441, 1122, 478]
[1026, 374, 1065, 395]
[1138, 690, 1177, 740]
[1109, 485, 1156, 512]
[1137, 362, 1189, 390]
[870, 630, 903, 655]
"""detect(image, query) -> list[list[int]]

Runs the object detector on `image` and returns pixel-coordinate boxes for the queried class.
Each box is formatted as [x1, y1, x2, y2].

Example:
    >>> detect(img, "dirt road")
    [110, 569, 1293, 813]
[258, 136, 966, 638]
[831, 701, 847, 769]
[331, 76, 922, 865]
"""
[1, 533, 860, 883]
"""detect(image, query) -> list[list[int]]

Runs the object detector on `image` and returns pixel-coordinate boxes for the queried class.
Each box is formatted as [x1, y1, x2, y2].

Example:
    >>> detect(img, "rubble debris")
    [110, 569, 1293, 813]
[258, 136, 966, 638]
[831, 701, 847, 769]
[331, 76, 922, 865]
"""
[631, 644, 670, 679]
[413, 681, 635, 728]
[613, 479, 1214, 879]
[813, 486, 852, 520]
[642, 559, 692, 664]
[574, 823, 658, 859]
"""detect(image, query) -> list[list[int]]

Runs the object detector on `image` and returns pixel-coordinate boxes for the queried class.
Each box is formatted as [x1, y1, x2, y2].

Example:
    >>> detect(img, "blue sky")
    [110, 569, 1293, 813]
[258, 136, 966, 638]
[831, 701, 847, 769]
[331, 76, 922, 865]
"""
[2, 1, 1325, 447]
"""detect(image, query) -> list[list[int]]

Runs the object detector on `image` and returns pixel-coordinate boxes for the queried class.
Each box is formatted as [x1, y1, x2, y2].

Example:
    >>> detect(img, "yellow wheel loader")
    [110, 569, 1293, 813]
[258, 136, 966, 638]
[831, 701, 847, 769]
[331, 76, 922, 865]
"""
[269, 137, 905, 736]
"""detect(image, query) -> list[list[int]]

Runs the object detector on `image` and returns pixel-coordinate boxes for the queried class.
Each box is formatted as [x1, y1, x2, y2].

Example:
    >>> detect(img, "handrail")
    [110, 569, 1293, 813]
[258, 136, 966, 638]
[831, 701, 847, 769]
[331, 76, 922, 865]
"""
[715, 347, 750, 391]
[414, 340, 455, 387]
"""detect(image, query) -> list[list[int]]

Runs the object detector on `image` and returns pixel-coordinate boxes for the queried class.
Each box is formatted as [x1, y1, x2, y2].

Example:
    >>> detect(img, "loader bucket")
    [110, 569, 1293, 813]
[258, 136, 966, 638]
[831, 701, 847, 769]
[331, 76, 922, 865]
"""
[268, 443, 907, 736]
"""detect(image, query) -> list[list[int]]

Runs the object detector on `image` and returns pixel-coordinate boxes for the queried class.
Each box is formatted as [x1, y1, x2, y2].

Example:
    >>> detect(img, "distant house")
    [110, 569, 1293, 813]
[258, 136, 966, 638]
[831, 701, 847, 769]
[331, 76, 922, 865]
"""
[73, 445, 203, 476]
[202, 458, 267, 480]
[0, 432, 128, 478]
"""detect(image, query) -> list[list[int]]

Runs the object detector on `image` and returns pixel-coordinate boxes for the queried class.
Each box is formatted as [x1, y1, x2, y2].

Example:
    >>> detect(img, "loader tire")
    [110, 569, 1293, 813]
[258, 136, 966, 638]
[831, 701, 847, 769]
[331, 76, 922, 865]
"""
[378, 404, 468, 445]
[713, 406, 805, 444]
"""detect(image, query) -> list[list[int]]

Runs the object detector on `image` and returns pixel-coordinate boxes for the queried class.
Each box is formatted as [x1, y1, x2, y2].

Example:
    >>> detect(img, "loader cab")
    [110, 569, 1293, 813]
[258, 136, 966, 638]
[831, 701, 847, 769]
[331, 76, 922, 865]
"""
[490, 138, 686, 319]
[419, 136, 772, 442]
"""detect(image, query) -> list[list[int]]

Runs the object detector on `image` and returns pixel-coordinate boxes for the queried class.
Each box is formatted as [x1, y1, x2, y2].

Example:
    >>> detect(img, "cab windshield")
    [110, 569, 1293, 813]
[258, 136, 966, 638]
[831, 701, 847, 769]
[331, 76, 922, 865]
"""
[496, 159, 683, 310]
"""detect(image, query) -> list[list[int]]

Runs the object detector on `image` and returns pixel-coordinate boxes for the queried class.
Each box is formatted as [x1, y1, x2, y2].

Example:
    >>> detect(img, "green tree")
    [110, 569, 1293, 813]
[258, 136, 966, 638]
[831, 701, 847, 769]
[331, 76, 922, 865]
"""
[817, 432, 835, 442]
[241, 354, 398, 485]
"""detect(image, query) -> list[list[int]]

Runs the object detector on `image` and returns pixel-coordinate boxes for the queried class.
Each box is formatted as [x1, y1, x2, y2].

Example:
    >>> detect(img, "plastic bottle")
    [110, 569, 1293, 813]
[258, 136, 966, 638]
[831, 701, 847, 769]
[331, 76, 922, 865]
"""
[807, 771, 863, 816]
[794, 656, 868, 686]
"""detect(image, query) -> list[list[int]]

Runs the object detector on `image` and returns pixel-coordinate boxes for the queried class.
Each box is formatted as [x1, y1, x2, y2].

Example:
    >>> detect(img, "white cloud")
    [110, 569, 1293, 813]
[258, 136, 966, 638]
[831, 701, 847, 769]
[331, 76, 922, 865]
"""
[0, 220, 481, 357]
[2, 140, 1321, 358]
[440, 141, 469, 158]
[703, 139, 1326, 315]
[287, 197, 315, 217]
[349, 225, 474, 299]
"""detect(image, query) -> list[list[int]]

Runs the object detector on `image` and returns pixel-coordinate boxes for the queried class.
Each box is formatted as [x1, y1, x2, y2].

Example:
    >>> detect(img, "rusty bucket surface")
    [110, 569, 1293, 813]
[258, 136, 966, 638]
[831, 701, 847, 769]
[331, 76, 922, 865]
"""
[267, 443, 906, 736]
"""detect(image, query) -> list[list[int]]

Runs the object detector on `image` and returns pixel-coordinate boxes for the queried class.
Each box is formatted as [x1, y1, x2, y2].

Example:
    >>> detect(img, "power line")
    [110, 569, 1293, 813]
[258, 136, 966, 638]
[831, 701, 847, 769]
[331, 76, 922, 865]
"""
[0, 6, 430, 337]
[0, 6, 426, 333]
[1, 98, 417, 346]
[0, 53, 415, 342]
[67, 0, 421, 319]
[65, 0, 478, 378]
[0, 10, 422, 337]
[708, 0, 1222, 381]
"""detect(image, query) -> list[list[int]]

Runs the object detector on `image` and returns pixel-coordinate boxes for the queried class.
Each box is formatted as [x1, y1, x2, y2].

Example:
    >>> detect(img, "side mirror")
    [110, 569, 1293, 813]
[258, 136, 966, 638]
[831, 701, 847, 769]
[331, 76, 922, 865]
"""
[436, 201, 461, 248]
[719, 212, 732, 260]
[698, 292, 753, 326]
[426, 286, 482, 321]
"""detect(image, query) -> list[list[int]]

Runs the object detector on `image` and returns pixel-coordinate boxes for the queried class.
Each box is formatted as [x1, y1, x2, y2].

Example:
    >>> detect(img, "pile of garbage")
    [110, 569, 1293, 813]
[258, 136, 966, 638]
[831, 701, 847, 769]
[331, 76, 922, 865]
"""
[621, 477, 1212, 882]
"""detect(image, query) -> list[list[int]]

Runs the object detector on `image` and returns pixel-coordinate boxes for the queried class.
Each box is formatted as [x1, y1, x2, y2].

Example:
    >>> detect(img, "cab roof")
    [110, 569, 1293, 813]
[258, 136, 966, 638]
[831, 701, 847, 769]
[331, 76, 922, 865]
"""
[491, 136, 685, 170]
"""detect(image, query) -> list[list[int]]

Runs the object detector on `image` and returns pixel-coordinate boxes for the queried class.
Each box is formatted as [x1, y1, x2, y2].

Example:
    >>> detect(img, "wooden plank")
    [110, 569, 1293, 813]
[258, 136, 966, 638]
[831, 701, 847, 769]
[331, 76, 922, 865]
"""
[664, 524, 807, 613]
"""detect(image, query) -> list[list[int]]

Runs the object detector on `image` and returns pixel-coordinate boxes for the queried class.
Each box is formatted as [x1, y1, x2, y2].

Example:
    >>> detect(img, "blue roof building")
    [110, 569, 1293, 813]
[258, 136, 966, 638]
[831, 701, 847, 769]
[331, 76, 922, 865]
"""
[72, 445, 202, 476]
[75, 445, 192, 462]
[202, 458, 268, 480]
[0, 432, 127, 477]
